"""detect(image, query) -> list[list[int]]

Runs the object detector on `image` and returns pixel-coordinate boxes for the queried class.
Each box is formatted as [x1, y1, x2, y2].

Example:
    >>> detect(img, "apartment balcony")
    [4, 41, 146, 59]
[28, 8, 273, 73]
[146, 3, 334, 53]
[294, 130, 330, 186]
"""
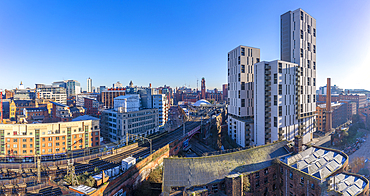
[265, 91, 271, 96]
[265, 76, 271, 81]
[265, 97, 271, 102]
[265, 70, 271, 75]
[265, 64, 271, 69]
[265, 107, 271, 112]
[265, 86, 271, 91]
[265, 81, 271, 86]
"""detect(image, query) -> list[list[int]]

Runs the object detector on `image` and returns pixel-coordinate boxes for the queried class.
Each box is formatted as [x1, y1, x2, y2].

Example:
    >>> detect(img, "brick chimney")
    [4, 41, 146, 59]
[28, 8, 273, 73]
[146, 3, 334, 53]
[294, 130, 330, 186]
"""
[326, 78, 333, 133]
[294, 135, 303, 153]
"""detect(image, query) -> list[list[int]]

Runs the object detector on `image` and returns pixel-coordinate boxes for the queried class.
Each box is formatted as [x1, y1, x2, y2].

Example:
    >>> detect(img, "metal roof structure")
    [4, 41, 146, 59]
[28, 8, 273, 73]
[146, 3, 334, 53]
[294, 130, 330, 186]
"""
[281, 147, 346, 180]
[329, 173, 367, 196]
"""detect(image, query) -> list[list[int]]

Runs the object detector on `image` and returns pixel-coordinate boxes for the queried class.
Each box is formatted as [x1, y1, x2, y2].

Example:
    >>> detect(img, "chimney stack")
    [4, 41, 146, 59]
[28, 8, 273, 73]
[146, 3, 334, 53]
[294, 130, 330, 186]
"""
[326, 78, 333, 133]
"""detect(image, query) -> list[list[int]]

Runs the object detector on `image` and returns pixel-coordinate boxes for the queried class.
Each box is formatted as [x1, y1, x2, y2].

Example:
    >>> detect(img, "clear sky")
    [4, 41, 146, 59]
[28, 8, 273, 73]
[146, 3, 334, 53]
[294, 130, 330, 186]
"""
[1, 0, 370, 91]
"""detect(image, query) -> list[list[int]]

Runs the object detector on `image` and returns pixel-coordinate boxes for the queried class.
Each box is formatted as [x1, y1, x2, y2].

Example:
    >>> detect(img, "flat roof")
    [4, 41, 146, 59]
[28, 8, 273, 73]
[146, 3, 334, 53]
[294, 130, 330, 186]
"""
[69, 185, 96, 195]
[72, 115, 99, 121]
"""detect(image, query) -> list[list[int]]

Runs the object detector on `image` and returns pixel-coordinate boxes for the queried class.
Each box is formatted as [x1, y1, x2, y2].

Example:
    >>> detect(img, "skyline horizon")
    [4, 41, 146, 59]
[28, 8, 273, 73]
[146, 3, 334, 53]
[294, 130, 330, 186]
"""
[1, 1, 370, 91]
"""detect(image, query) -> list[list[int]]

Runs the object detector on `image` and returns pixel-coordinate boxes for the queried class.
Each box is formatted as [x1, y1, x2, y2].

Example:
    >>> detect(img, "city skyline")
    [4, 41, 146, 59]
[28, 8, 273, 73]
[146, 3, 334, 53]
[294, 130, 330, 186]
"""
[1, 1, 370, 91]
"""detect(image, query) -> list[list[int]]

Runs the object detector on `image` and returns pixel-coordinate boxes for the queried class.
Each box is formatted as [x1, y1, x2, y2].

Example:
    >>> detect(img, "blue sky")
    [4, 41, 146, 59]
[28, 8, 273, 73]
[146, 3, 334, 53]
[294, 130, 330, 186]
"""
[1, 0, 370, 91]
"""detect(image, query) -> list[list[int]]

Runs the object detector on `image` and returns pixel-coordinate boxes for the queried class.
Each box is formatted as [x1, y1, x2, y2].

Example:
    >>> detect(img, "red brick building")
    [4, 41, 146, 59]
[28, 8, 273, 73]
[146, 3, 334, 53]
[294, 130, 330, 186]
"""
[23, 107, 49, 122]
[84, 97, 99, 116]
[162, 141, 369, 196]
[101, 88, 126, 109]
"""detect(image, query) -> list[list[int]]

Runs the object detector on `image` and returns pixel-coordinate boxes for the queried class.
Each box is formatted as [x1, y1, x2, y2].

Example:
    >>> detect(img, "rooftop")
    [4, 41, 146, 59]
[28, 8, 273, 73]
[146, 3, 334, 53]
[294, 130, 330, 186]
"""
[329, 173, 368, 196]
[318, 102, 344, 109]
[163, 141, 288, 190]
[280, 147, 347, 180]
[114, 94, 140, 100]
[50, 101, 68, 107]
[69, 185, 96, 195]
[72, 115, 99, 121]
[192, 99, 211, 107]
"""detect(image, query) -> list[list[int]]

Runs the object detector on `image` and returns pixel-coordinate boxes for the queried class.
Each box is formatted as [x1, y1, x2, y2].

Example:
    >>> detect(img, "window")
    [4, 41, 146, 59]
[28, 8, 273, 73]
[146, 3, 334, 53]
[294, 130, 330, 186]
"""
[23, 144, 26, 148]
[56, 137, 59, 140]
[279, 106, 282, 116]
[274, 117, 277, 127]
[300, 48, 303, 57]
[48, 143, 52, 147]
[13, 144, 17, 148]
[300, 30, 303, 39]
[307, 60, 310, 68]
[264, 177, 268, 184]
[289, 171, 293, 179]
[307, 43, 310, 51]
[256, 180, 260, 188]
[241, 82, 245, 90]
[42, 138, 45, 141]
[313, 45, 316, 53]
[238, 73, 240, 82]
[300, 177, 304, 185]
[241, 99, 245, 107]
[311, 183, 315, 189]
[238, 56, 240, 64]
[274, 95, 278, 106]
[301, 11, 304, 20]
[274, 74, 277, 84]
[278, 63, 282, 73]
[308, 95, 311, 103]
[290, 183, 293, 188]
[279, 84, 282, 95]
[56, 142, 59, 146]
[307, 25, 311, 34]
[22, 139, 26, 142]
[30, 144, 33, 148]
[241, 65, 245, 73]
[48, 137, 52, 141]
[30, 138, 33, 142]
[48, 149, 52, 152]
[313, 78, 316, 86]
[42, 144, 45, 147]
[264, 168, 268, 175]
[255, 172, 260, 179]
[273, 173, 277, 180]
[6, 139, 9, 142]
[13, 139, 17, 142]
[95, 132, 99, 136]
[241, 48, 245, 56]
[313, 28, 316, 37]
[23, 150, 27, 154]
[238, 90, 240, 98]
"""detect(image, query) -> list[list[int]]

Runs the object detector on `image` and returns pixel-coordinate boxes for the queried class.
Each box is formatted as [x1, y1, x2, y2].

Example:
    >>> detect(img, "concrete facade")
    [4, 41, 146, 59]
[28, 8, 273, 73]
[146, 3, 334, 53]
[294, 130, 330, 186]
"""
[228, 45, 260, 147]
[281, 8, 317, 144]
[254, 60, 312, 145]
[101, 108, 159, 142]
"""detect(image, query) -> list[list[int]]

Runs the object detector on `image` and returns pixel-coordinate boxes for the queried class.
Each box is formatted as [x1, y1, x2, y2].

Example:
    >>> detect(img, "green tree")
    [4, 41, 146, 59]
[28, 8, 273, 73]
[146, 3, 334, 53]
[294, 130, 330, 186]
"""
[242, 174, 250, 194]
